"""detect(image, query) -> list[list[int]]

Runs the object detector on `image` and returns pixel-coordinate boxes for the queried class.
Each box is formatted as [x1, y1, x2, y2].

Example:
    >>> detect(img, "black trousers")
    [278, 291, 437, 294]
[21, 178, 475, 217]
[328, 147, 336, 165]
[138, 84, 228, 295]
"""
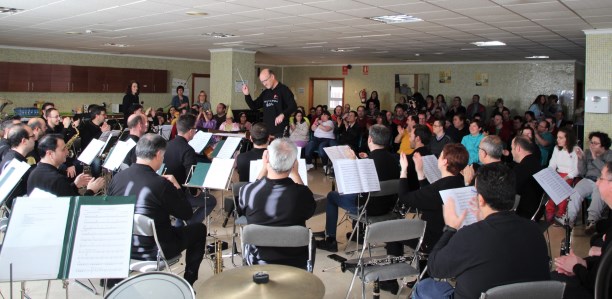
[163, 223, 207, 285]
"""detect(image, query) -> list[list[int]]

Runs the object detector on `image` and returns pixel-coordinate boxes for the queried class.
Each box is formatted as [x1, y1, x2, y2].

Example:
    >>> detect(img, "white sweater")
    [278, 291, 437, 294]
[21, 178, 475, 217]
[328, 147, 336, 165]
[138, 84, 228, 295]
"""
[548, 146, 580, 179]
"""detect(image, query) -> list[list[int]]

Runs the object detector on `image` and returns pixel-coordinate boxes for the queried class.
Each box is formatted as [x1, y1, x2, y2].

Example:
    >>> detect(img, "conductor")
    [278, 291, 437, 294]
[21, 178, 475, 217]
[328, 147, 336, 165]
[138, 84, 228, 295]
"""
[242, 68, 297, 138]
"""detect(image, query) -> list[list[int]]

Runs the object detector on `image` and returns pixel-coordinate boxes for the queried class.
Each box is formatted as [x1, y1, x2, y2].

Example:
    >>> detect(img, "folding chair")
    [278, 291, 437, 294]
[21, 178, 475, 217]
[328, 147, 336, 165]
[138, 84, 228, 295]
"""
[532, 194, 553, 268]
[345, 218, 426, 299]
[130, 214, 182, 273]
[222, 181, 249, 266]
[479, 280, 565, 299]
[241, 224, 314, 273]
[345, 179, 400, 253]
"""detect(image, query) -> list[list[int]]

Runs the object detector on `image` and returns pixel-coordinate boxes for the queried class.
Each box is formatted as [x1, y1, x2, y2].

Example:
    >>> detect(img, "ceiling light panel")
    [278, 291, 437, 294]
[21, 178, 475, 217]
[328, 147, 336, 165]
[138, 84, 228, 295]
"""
[369, 14, 423, 24]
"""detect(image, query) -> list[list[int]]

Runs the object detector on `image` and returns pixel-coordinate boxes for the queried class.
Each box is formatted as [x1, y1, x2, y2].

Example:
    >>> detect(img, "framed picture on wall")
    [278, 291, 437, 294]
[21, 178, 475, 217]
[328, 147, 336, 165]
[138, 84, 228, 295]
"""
[475, 72, 489, 86]
[439, 70, 451, 83]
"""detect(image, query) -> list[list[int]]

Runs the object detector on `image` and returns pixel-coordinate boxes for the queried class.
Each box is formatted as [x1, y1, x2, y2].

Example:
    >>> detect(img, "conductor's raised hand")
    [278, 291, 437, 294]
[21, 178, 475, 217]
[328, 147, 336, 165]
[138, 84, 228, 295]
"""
[241, 83, 249, 95]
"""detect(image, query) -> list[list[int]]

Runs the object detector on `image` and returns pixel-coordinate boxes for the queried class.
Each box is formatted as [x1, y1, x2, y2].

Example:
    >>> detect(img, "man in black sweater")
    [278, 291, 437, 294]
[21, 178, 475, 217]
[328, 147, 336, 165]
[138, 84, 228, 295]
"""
[0, 124, 35, 208]
[316, 125, 399, 252]
[108, 133, 206, 285]
[420, 163, 550, 299]
[242, 68, 297, 138]
[511, 136, 544, 219]
[27, 134, 104, 196]
[164, 114, 216, 226]
[121, 113, 148, 167]
[235, 123, 269, 182]
[238, 138, 315, 269]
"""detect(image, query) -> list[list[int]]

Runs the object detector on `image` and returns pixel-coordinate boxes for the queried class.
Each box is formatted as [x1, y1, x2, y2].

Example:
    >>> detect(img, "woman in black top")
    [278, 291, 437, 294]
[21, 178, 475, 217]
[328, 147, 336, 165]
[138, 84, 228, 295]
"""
[122, 80, 140, 120]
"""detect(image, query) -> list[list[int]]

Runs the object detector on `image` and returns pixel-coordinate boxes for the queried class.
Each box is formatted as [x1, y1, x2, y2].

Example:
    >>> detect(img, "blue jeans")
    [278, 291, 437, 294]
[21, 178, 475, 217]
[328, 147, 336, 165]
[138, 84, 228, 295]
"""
[325, 191, 358, 238]
[175, 189, 217, 228]
[305, 137, 337, 165]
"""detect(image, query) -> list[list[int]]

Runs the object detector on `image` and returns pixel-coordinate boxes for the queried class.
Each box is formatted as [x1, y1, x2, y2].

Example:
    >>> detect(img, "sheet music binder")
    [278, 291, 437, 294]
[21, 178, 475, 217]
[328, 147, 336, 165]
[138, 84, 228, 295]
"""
[183, 159, 235, 190]
[210, 140, 226, 158]
[0, 196, 136, 281]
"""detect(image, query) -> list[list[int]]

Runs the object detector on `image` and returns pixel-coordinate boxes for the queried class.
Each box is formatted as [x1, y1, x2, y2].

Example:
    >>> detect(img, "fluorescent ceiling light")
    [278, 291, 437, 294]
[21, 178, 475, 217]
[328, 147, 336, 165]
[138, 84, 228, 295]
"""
[203, 32, 236, 38]
[470, 41, 506, 46]
[306, 42, 327, 45]
[525, 55, 549, 59]
[186, 11, 208, 16]
[302, 46, 322, 49]
[103, 43, 131, 48]
[369, 14, 423, 24]
[331, 49, 353, 53]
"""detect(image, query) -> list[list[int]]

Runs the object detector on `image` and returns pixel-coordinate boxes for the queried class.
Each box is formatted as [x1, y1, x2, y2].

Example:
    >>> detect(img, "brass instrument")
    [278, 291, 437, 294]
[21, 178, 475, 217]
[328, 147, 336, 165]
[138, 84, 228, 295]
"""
[214, 239, 224, 274]
[65, 125, 80, 158]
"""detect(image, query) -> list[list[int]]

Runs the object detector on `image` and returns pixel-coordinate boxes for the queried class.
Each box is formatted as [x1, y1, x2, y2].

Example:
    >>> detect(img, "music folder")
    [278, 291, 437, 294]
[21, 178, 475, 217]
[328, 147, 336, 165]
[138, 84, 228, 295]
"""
[333, 159, 380, 194]
[0, 196, 136, 281]
[188, 131, 213, 154]
[184, 159, 235, 190]
[102, 138, 137, 171]
[77, 139, 105, 165]
[209, 137, 242, 159]
[0, 159, 31, 204]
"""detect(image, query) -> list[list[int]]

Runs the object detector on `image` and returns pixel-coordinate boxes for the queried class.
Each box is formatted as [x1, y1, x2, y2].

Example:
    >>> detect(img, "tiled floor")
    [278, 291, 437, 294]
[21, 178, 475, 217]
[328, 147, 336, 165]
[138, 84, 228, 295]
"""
[0, 168, 592, 298]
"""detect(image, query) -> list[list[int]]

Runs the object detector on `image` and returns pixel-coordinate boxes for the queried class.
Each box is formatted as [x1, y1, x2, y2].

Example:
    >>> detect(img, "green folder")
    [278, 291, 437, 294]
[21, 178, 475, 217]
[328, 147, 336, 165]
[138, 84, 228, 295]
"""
[0, 195, 136, 281]
[184, 162, 211, 187]
[210, 140, 226, 158]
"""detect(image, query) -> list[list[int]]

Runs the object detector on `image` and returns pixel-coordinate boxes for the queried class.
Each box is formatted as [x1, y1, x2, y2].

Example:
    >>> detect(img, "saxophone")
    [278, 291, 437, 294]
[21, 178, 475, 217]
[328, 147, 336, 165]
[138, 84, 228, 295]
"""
[65, 124, 80, 158]
[214, 239, 223, 274]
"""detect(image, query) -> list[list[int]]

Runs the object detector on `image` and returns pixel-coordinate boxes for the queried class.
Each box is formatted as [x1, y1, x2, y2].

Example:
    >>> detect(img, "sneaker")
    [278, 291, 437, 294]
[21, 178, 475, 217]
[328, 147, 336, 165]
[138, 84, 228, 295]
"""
[306, 164, 314, 171]
[585, 220, 597, 235]
[315, 238, 338, 252]
[379, 280, 399, 295]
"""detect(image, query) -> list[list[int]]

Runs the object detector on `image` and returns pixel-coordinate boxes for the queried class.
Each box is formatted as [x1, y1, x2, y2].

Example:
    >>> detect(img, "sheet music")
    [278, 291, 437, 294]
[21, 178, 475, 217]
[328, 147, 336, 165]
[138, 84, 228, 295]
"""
[99, 130, 121, 142]
[533, 168, 575, 205]
[323, 145, 352, 164]
[188, 131, 213, 153]
[356, 159, 380, 192]
[0, 159, 31, 202]
[422, 155, 442, 183]
[216, 137, 241, 159]
[203, 158, 235, 189]
[212, 132, 246, 138]
[0, 197, 71, 281]
[250, 159, 308, 185]
[102, 139, 136, 171]
[28, 188, 57, 198]
[69, 204, 134, 279]
[439, 186, 478, 228]
[77, 139, 105, 165]
[98, 131, 121, 156]
[297, 147, 303, 158]
[249, 160, 264, 182]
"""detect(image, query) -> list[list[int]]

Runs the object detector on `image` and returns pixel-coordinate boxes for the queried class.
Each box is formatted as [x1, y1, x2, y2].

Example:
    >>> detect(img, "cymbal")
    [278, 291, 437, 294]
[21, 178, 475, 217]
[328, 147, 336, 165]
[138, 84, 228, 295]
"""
[201, 264, 325, 299]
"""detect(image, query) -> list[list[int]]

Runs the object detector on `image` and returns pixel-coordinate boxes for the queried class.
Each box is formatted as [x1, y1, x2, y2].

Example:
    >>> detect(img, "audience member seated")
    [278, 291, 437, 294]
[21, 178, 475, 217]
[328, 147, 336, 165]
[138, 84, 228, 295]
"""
[404, 124, 433, 192]
[461, 119, 485, 166]
[529, 95, 547, 121]
[446, 113, 469, 143]
[108, 133, 206, 285]
[394, 115, 417, 155]
[488, 113, 513, 144]
[545, 127, 579, 224]
[315, 125, 399, 253]
[237, 112, 252, 132]
[27, 134, 105, 196]
[195, 109, 217, 130]
[511, 136, 544, 219]
[355, 105, 371, 130]
[445, 96, 467, 120]
[238, 138, 315, 269]
[305, 110, 336, 171]
[466, 94, 486, 120]
[429, 118, 452, 157]
[335, 110, 362, 152]
[164, 114, 217, 227]
[219, 109, 240, 132]
[552, 161, 612, 298]
[289, 110, 310, 148]
[567, 131, 612, 230]
[213, 103, 227, 130]
[417, 163, 550, 299]
[236, 123, 269, 182]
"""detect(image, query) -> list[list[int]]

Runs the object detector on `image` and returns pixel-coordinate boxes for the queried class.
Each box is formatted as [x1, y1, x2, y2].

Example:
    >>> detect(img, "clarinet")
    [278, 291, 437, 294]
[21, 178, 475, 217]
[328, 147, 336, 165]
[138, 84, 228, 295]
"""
[341, 255, 413, 273]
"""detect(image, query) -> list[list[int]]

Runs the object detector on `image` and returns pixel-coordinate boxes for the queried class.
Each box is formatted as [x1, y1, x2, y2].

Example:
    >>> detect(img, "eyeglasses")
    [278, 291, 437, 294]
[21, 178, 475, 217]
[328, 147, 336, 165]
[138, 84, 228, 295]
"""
[598, 177, 612, 182]
[48, 115, 60, 119]
[590, 141, 601, 146]
[260, 74, 272, 84]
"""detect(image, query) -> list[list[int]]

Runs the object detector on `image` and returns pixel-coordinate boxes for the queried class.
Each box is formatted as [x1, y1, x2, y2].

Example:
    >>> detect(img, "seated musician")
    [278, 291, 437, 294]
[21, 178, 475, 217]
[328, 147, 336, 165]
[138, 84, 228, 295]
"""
[238, 138, 315, 269]
[79, 105, 110, 177]
[415, 163, 550, 299]
[25, 117, 47, 164]
[235, 123, 269, 182]
[121, 113, 149, 167]
[316, 125, 400, 253]
[0, 124, 36, 208]
[164, 114, 217, 227]
[108, 133, 206, 285]
[44, 108, 78, 177]
[0, 119, 21, 159]
[27, 134, 104, 196]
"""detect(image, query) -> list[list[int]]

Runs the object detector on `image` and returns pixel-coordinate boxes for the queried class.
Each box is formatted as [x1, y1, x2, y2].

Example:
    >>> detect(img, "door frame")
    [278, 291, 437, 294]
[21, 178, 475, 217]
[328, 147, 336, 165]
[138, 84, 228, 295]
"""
[191, 73, 210, 105]
[308, 77, 345, 109]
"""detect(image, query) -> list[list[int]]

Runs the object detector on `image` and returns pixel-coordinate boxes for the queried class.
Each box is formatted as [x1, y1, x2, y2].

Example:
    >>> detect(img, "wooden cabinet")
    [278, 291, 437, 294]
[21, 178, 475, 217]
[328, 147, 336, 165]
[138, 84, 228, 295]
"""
[1, 63, 168, 93]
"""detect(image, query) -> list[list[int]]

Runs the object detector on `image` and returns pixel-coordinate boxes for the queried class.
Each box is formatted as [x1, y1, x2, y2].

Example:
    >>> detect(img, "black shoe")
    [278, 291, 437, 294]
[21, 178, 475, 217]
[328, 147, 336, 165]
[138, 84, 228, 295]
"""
[100, 278, 122, 289]
[346, 232, 364, 244]
[312, 231, 326, 238]
[315, 238, 338, 252]
[379, 280, 399, 295]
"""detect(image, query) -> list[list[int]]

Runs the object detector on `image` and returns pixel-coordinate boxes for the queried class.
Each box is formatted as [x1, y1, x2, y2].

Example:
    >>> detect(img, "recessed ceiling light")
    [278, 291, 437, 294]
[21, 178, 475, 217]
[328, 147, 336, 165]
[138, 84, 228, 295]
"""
[0, 7, 24, 14]
[302, 46, 322, 49]
[470, 41, 506, 47]
[372, 51, 388, 54]
[103, 43, 131, 48]
[203, 32, 236, 38]
[306, 42, 327, 45]
[186, 11, 208, 16]
[434, 52, 444, 55]
[331, 49, 353, 53]
[526, 55, 549, 59]
[369, 14, 423, 24]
